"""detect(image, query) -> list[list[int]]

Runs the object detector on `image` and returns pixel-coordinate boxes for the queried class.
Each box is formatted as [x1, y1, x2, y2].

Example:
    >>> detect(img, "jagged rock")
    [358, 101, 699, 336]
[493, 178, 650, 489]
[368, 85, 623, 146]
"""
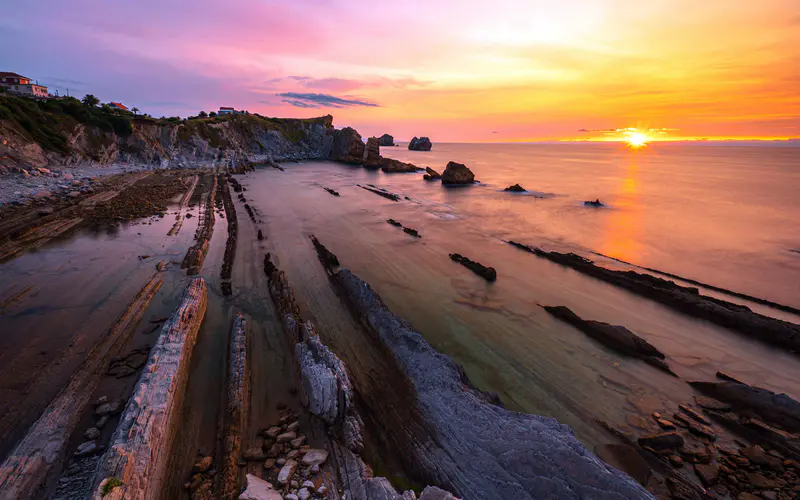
[637, 432, 684, 450]
[329, 127, 365, 164]
[441, 162, 475, 185]
[326, 264, 652, 499]
[379, 157, 423, 173]
[423, 167, 441, 180]
[504, 184, 526, 192]
[362, 137, 381, 168]
[679, 404, 711, 424]
[584, 199, 604, 207]
[378, 134, 395, 146]
[408, 136, 432, 151]
[689, 380, 800, 433]
[543, 306, 677, 376]
[239, 474, 281, 500]
[694, 396, 731, 412]
[91, 278, 208, 499]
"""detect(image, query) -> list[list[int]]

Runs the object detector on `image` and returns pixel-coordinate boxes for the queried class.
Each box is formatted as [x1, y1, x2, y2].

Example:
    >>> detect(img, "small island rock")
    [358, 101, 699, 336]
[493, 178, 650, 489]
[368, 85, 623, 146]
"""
[504, 184, 526, 192]
[378, 134, 395, 146]
[441, 161, 476, 185]
[408, 136, 433, 151]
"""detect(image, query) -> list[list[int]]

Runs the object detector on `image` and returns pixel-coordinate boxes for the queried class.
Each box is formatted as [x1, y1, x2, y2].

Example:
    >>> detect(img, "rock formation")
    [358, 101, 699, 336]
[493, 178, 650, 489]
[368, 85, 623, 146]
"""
[378, 134, 395, 146]
[0, 276, 163, 499]
[91, 278, 208, 499]
[221, 314, 249, 498]
[506, 241, 800, 353]
[441, 162, 475, 185]
[423, 167, 441, 180]
[449, 253, 496, 281]
[328, 127, 365, 165]
[504, 183, 526, 192]
[362, 137, 381, 168]
[308, 241, 652, 499]
[408, 137, 433, 151]
[584, 199, 604, 207]
[543, 305, 677, 376]
[379, 157, 424, 173]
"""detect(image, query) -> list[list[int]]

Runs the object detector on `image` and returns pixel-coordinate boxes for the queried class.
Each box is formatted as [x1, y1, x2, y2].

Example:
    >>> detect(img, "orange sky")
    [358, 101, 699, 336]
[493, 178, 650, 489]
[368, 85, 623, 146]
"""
[4, 0, 799, 142]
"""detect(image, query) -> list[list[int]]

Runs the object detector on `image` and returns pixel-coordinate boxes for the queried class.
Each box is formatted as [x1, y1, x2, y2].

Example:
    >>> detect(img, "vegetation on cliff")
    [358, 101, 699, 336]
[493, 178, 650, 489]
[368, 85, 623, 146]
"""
[0, 94, 333, 161]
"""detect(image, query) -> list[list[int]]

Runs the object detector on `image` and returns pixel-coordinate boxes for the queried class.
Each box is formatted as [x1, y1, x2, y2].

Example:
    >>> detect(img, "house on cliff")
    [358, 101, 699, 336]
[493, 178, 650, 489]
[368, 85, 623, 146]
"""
[0, 72, 48, 98]
[108, 101, 129, 111]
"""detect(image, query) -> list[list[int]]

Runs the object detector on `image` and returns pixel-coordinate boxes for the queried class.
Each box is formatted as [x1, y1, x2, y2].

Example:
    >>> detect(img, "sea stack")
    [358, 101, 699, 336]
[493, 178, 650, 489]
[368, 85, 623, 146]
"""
[362, 137, 381, 168]
[441, 161, 475, 185]
[408, 136, 433, 151]
[378, 134, 395, 146]
[329, 127, 365, 164]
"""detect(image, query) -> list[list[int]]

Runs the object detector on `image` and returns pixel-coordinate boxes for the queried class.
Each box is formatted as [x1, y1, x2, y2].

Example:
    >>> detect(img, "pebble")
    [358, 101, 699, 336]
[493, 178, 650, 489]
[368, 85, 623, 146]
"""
[75, 441, 97, 456]
[84, 427, 100, 440]
[291, 480, 299, 488]
[301, 449, 329, 466]
[277, 431, 296, 443]
[277, 458, 286, 466]
[298, 488, 310, 500]
[287, 421, 300, 432]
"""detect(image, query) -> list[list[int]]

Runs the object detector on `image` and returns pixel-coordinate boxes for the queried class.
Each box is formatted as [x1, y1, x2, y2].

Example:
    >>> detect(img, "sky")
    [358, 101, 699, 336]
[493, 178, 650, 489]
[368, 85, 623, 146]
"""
[1, 0, 798, 142]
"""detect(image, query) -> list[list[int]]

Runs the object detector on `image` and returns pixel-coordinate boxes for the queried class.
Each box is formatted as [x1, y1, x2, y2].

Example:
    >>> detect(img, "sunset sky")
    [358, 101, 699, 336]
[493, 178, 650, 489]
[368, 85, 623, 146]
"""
[2, 0, 798, 142]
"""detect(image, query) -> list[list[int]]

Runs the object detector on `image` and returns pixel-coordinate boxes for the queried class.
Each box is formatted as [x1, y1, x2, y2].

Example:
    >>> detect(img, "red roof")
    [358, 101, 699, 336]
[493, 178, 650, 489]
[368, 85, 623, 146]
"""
[219, 107, 234, 110]
[109, 102, 129, 110]
[0, 72, 28, 79]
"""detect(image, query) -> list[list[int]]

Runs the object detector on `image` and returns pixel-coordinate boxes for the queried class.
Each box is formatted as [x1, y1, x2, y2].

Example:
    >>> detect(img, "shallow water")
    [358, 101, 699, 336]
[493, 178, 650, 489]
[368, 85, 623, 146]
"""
[239, 157, 800, 448]
[381, 142, 800, 309]
[1, 145, 799, 490]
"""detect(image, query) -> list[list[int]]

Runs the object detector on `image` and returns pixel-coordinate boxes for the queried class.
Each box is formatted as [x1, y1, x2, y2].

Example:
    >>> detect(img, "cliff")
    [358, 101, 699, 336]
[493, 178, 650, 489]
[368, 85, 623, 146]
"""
[0, 95, 334, 170]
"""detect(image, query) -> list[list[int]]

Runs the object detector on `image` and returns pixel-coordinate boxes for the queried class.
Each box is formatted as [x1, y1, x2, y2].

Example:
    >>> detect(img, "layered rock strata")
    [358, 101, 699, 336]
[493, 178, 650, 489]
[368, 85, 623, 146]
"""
[0, 275, 163, 500]
[312, 238, 652, 499]
[91, 278, 208, 500]
[506, 241, 800, 353]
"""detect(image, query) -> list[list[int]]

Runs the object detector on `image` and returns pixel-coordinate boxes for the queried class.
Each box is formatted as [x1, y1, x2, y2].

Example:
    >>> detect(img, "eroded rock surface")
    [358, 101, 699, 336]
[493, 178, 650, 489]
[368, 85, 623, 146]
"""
[441, 162, 475, 185]
[362, 137, 381, 168]
[408, 137, 433, 151]
[320, 258, 651, 498]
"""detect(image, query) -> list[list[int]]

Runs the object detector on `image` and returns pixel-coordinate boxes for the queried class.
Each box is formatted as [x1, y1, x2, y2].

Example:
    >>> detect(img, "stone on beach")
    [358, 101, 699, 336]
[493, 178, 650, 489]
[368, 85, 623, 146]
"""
[302, 449, 329, 466]
[277, 459, 298, 484]
[239, 474, 281, 500]
[637, 431, 685, 450]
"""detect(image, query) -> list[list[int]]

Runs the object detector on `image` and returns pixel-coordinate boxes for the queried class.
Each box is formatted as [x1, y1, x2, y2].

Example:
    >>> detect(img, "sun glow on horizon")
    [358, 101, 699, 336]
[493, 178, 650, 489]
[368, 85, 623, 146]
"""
[625, 131, 650, 148]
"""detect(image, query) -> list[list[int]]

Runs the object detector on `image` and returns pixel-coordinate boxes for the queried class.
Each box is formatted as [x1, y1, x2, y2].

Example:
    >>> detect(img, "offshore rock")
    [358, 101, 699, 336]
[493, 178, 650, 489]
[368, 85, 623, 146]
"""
[424, 167, 441, 180]
[543, 306, 677, 376]
[329, 127, 365, 164]
[408, 136, 433, 151]
[449, 253, 496, 282]
[362, 137, 381, 168]
[504, 183, 527, 192]
[378, 134, 395, 146]
[689, 380, 800, 433]
[441, 162, 475, 185]
[329, 266, 653, 499]
[379, 157, 424, 173]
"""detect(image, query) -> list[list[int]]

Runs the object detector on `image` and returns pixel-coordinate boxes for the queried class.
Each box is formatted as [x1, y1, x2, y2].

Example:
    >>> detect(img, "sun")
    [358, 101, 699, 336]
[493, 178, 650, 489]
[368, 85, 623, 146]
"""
[626, 131, 649, 148]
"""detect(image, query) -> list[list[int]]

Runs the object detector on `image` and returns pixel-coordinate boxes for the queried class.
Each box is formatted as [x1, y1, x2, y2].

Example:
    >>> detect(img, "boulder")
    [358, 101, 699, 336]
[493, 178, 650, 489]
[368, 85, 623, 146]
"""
[424, 167, 441, 180]
[408, 136, 433, 151]
[329, 127, 365, 164]
[441, 162, 475, 185]
[277, 459, 298, 484]
[362, 137, 381, 168]
[504, 184, 527, 192]
[378, 134, 395, 146]
[302, 449, 329, 466]
[379, 157, 423, 173]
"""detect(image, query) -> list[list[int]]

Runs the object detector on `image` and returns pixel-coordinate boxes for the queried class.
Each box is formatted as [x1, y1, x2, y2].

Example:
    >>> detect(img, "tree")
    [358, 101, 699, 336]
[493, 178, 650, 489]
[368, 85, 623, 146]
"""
[82, 94, 99, 107]
[198, 111, 208, 118]
[132, 107, 139, 115]
[209, 111, 217, 117]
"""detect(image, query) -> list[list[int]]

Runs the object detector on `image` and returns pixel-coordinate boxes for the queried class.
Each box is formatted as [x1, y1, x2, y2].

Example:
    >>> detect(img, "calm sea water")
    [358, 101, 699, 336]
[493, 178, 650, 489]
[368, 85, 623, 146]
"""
[381, 142, 800, 308]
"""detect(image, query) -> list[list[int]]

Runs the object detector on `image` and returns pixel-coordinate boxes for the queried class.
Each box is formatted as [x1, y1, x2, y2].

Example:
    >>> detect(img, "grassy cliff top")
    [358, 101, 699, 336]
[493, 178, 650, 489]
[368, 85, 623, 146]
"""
[0, 93, 333, 155]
